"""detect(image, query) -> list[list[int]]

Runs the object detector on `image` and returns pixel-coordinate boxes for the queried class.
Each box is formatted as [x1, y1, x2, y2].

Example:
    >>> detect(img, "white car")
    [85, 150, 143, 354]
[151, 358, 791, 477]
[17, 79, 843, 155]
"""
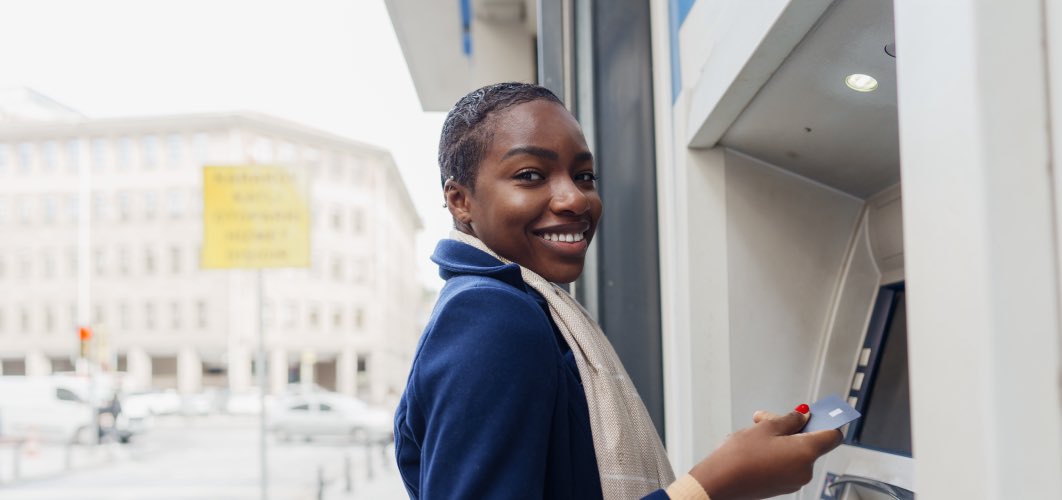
[268, 392, 393, 443]
[0, 377, 96, 444]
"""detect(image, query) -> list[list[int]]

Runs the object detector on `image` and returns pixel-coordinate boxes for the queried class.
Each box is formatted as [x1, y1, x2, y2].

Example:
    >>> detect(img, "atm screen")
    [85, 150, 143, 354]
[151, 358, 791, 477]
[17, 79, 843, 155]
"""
[849, 287, 913, 457]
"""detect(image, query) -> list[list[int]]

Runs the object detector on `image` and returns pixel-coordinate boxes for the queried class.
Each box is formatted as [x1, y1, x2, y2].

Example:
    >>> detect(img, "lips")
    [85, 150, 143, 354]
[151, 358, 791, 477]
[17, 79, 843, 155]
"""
[532, 221, 591, 255]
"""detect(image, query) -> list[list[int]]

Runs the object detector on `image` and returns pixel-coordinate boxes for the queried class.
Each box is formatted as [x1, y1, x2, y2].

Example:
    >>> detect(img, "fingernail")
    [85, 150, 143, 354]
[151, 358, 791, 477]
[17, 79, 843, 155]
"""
[795, 403, 810, 414]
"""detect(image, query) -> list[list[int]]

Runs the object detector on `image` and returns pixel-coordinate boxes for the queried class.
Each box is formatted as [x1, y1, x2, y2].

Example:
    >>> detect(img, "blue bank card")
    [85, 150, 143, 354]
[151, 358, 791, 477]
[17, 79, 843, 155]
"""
[800, 394, 861, 433]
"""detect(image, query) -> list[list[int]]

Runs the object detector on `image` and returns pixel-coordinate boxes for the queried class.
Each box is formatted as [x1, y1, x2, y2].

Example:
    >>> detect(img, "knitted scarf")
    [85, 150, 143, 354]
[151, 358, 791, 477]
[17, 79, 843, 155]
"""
[450, 230, 675, 498]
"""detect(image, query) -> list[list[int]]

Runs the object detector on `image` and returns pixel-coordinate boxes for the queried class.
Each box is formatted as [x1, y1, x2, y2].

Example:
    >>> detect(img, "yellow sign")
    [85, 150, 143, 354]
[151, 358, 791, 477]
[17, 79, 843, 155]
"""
[201, 165, 310, 269]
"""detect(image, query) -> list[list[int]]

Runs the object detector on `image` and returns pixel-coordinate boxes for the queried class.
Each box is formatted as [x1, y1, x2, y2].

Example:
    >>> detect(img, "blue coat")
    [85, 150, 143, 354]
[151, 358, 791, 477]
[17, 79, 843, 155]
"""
[394, 240, 670, 499]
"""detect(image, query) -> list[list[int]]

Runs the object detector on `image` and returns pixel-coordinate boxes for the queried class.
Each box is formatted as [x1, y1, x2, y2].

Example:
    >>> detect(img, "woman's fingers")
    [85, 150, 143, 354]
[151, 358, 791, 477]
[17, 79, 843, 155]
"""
[752, 410, 781, 424]
[762, 411, 810, 436]
[804, 429, 845, 455]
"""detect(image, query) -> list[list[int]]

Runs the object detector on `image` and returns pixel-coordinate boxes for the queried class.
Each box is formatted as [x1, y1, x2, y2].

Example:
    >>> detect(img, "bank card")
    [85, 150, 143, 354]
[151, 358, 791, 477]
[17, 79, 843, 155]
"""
[800, 394, 861, 433]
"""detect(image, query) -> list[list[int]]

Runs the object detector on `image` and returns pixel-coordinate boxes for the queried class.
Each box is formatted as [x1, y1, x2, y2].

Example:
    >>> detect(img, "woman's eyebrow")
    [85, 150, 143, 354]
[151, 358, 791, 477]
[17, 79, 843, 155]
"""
[501, 145, 559, 161]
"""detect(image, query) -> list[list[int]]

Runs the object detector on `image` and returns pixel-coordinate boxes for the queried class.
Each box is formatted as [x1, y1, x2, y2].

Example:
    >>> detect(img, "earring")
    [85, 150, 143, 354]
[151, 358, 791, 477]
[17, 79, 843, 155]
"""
[442, 202, 447, 208]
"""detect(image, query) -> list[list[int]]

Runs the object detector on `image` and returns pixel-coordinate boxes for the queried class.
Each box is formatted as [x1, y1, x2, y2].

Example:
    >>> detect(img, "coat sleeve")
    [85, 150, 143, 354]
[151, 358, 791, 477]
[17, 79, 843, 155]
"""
[409, 284, 561, 500]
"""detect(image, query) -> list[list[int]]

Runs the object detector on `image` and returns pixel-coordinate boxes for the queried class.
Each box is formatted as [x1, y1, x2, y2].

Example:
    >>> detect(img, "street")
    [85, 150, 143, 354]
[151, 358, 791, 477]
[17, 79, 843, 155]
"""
[0, 415, 406, 500]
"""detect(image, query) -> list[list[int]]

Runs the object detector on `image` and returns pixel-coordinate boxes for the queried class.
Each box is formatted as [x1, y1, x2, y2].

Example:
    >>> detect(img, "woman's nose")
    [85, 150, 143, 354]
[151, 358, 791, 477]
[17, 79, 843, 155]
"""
[550, 179, 590, 215]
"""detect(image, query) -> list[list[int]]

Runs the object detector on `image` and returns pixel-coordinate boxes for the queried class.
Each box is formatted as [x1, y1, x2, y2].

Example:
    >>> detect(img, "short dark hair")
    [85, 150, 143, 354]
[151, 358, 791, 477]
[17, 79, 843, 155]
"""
[438, 82, 563, 191]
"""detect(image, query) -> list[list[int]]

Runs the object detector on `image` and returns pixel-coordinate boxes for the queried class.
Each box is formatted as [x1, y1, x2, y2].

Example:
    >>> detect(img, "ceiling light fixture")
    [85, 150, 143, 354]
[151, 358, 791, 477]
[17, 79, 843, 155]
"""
[845, 73, 879, 92]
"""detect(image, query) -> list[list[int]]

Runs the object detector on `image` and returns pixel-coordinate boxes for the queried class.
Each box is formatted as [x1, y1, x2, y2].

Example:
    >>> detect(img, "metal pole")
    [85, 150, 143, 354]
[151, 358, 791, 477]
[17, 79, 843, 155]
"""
[257, 269, 268, 500]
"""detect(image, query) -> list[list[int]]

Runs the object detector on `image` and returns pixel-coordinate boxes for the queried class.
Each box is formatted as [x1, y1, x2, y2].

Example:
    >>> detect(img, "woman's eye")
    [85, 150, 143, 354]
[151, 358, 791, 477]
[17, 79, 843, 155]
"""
[574, 172, 598, 182]
[514, 171, 545, 181]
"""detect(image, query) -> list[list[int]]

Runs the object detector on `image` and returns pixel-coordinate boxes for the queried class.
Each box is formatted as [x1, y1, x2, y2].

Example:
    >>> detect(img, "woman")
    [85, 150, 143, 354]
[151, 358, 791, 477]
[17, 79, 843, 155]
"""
[393, 83, 842, 499]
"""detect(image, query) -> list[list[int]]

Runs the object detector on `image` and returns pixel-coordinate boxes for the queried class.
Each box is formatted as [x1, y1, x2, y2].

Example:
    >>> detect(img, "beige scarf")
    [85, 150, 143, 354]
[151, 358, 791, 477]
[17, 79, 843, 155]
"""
[450, 231, 675, 499]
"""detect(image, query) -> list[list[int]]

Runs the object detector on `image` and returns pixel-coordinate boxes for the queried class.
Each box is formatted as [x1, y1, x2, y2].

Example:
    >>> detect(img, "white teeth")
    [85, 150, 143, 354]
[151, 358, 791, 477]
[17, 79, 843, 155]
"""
[541, 232, 586, 242]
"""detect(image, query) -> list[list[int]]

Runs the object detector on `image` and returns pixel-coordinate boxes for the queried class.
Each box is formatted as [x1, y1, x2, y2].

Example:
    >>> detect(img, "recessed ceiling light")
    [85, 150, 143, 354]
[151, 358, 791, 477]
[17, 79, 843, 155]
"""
[845, 73, 879, 92]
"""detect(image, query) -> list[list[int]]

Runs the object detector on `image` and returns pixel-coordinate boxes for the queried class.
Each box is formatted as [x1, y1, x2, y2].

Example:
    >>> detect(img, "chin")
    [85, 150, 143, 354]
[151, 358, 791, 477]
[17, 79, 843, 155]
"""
[543, 265, 584, 284]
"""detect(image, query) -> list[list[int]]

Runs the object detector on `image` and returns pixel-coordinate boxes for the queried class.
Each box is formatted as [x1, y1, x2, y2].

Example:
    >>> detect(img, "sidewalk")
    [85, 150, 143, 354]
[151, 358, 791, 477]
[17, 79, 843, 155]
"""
[0, 440, 126, 486]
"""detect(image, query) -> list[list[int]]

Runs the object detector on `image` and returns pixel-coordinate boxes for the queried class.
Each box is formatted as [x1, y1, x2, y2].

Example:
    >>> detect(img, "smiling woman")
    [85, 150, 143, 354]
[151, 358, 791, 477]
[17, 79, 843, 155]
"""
[392, 82, 843, 500]
[444, 98, 601, 284]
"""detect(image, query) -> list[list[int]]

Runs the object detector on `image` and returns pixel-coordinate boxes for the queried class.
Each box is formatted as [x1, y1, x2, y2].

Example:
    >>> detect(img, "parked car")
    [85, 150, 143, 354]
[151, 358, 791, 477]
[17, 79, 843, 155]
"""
[122, 389, 182, 416]
[268, 392, 392, 443]
[0, 376, 96, 444]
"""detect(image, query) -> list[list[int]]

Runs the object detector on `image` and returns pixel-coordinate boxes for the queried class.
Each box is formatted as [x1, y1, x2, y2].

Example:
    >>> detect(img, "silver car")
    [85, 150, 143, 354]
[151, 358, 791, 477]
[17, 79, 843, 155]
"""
[268, 392, 393, 443]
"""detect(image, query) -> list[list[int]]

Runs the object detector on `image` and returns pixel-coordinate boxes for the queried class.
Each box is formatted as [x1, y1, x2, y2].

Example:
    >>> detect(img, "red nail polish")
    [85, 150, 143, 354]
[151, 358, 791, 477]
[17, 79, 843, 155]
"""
[795, 404, 810, 414]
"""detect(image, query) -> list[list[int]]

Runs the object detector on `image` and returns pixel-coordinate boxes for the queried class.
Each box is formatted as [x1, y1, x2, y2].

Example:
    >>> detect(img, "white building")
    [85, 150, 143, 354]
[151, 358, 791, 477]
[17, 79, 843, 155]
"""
[0, 89, 423, 406]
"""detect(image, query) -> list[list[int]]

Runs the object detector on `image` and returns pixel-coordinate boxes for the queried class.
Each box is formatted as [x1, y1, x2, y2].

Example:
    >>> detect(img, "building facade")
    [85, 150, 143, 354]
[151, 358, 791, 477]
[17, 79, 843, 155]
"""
[0, 91, 423, 406]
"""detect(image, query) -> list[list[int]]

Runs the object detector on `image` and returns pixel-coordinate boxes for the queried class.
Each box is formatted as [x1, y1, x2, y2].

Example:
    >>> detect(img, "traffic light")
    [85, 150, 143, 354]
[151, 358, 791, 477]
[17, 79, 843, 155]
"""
[79, 326, 92, 357]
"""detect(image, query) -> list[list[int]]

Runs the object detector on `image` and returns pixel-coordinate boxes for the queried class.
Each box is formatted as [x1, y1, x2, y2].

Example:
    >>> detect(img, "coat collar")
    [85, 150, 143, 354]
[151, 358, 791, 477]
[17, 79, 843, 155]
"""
[431, 239, 528, 291]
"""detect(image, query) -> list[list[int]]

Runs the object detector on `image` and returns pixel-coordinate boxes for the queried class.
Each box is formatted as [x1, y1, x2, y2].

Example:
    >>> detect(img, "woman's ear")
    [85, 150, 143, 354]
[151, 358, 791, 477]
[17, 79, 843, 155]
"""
[444, 178, 473, 226]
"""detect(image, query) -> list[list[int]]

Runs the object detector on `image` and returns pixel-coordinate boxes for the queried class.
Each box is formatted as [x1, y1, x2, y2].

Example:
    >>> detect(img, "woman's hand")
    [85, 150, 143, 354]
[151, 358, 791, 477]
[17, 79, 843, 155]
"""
[687, 409, 843, 500]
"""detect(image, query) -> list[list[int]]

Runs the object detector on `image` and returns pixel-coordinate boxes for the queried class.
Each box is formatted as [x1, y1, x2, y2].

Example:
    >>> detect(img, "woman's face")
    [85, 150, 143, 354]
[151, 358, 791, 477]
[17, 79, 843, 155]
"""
[452, 100, 602, 283]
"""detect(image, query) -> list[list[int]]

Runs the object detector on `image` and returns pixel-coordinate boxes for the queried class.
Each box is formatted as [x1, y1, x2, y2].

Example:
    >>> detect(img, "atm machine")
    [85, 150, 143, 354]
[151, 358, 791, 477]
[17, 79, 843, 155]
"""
[804, 188, 914, 500]
[698, 0, 917, 497]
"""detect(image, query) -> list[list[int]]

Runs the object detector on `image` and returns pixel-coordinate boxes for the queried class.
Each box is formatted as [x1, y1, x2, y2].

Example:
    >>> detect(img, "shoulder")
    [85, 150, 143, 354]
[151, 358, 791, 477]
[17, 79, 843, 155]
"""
[428, 275, 552, 351]
[411, 274, 558, 386]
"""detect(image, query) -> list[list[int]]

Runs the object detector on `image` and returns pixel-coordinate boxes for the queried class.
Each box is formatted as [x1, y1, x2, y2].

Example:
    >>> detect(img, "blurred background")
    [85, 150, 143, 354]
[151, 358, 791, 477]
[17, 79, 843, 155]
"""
[0, 1, 449, 498]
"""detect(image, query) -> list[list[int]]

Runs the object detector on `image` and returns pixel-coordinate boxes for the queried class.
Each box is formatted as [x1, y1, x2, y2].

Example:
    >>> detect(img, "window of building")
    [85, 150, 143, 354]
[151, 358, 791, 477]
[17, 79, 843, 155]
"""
[166, 189, 184, 218]
[0, 255, 5, 279]
[119, 302, 130, 331]
[93, 247, 105, 277]
[92, 193, 105, 222]
[94, 304, 105, 325]
[308, 304, 320, 329]
[144, 191, 157, 220]
[167, 134, 182, 167]
[118, 246, 130, 276]
[354, 307, 364, 329]
[66, 139, 80, 172]
[144, 247, 155, 274]
[331, 306, 343, 330]
[263, 301, 275, 327]
[331, 256, 344, 281]
[43, 306, 55, 334]
[91, 138, 107, 171]
[19, 306, 30, 333]
[0, 144, 8, 175]
[142, 135, 159, 168]
[116, 137, 133, 170]
[18, 252, 31, 280]
[283, 302, 297, 328]
[43, 196, 57, 224]
[170, 246, 181, 274]
[64, 194, 78, 222]
[17, 143, 33, 173]
[331, 206, 343, 231]
[144, 302, 155, 330]
[117, 192, 131, 222]
[171, 301, 181, 329]
[16, 197, 30, 225]
[196, 300, 208, 329]
[42, 252, 54, 279]
[328, 152, 343, 181]
[0, 307, 5, 333]
[0, 196, 7, 225]
[351, 208, 365, 234]
[279, 141, 296, 163]
[193, 133, 209, 164]
[42, 141, 58, 172]
[356, 355, 367, 373]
